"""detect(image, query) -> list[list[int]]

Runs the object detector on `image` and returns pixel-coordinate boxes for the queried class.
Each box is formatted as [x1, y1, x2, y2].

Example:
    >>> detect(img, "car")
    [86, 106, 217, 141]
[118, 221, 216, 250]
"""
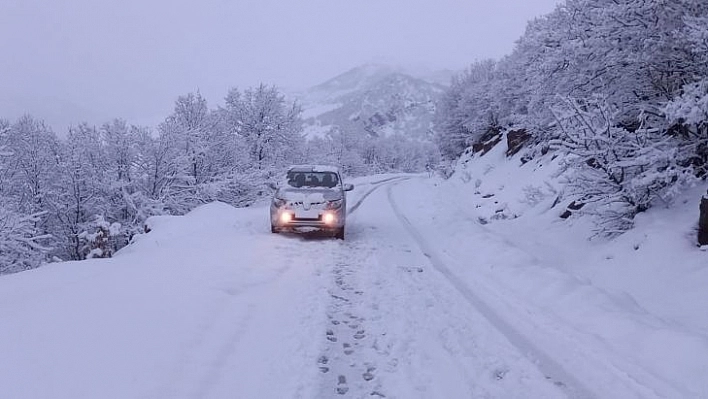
[270, 165, 354, 239]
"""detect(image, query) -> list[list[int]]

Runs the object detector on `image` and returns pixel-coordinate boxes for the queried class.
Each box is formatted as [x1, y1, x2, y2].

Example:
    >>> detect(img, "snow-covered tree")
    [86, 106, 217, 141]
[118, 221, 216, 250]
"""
[164, 92, 213, 184]
[51, 123, 109, 260]
[302, 126, 368, 176]
[433, 60, 499, 160]
[100, 119, 147, 250]
[0, 132, 51, 273]
[1, 115, 61, 215]
[0, 209, 51, 274]
[222, 84, 304, 171]
[0, 119, 11, 191]
[553, 95, 695, 234]
[157, 91, 265, 210]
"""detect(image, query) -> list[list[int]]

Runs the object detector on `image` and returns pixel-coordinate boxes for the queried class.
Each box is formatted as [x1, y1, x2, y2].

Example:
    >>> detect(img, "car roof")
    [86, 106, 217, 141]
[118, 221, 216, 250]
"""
[287, 164, 340, 173]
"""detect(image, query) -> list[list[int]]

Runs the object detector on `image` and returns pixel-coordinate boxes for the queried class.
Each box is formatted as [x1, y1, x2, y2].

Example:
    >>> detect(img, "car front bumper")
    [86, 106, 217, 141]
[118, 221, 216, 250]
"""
[270, 206, 346, 231]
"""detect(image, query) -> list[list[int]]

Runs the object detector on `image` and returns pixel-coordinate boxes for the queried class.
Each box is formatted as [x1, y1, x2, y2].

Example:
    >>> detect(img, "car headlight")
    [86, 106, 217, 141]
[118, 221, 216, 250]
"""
[273, 198, 286, 208]
[280, 211, 293, 223]
[322, 212, 336, 224]
[325, 199, 343, 210]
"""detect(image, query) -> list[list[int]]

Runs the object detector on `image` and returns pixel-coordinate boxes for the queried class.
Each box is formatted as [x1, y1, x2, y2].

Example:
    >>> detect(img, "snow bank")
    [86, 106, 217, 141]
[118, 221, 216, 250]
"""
[0, 202, 328, 399]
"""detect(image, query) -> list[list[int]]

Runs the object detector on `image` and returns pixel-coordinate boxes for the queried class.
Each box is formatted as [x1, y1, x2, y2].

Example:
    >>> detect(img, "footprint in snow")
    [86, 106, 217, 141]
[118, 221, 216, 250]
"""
[317, 355, 330, 373]
[336, 375, 349, 395]
[326, 329, 337, 342]
[494, 367, 509, 380]
[343, 342, 354, 355]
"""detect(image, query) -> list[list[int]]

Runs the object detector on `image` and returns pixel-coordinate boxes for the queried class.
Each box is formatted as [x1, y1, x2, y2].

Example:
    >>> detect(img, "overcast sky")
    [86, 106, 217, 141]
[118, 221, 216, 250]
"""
[0, 0, 559, 131]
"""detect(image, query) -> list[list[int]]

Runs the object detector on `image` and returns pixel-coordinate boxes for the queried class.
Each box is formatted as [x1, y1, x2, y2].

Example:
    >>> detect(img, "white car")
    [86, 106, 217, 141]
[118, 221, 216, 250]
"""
[270, 165, 354, 239]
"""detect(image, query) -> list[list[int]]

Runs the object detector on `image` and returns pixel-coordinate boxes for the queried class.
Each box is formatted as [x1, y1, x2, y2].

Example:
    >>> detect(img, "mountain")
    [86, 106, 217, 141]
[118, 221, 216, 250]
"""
[295, 64, 448, 141]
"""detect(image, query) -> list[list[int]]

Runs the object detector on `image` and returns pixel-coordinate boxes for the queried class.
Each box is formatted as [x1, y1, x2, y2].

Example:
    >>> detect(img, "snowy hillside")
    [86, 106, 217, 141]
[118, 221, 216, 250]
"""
[438, 133, 708, 395]
[296, 64, 446, 140]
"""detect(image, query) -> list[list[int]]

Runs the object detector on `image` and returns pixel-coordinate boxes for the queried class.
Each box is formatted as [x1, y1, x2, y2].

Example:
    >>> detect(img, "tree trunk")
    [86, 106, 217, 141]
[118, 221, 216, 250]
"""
[699, 191, 708, 246]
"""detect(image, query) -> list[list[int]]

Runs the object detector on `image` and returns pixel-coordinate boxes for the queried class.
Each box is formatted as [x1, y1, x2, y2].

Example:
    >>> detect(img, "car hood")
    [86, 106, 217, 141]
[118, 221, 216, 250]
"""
[277, 188, 342, 203]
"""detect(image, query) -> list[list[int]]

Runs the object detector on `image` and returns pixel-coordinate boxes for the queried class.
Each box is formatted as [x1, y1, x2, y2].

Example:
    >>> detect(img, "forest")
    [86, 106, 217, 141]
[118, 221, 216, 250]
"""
[2, 0, 708, 274]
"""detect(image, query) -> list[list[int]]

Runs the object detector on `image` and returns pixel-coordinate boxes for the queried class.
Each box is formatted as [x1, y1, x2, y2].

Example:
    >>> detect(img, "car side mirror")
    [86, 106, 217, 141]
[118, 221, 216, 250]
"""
[342, 183, 354, 192]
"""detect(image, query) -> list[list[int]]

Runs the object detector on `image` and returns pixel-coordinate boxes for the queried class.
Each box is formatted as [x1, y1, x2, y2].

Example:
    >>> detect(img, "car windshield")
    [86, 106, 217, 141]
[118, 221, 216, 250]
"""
[286, 171, 339, 188]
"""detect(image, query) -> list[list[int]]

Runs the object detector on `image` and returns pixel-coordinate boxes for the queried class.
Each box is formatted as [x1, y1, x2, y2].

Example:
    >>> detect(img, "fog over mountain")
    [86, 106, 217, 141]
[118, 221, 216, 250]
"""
[295, 64, 448, 141]
[1, 0, 561, 134]
[1, 62, 453, 138]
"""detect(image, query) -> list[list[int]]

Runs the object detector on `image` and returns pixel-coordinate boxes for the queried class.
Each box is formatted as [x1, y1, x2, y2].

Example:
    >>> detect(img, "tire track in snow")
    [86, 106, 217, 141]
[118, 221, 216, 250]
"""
[348, 176, 411, 216]
[391, 180, 691, 398]
[386, 183, 596, 399]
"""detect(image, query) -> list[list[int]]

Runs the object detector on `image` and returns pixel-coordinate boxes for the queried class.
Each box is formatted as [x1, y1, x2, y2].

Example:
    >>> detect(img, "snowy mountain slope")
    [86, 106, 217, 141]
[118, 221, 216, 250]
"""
[295, 64, 446, 140]
[2, 171, 706, 398]
[305, 64, 405, 103]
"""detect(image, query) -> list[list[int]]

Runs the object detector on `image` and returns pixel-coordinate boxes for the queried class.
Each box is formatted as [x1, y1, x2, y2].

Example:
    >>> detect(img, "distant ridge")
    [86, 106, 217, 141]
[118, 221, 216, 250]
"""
[296, 64, 451, 141]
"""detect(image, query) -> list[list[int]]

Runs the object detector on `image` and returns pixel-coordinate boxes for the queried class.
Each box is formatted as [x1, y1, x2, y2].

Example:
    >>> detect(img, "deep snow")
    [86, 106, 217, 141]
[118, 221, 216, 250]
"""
[1, 167, 707, 398]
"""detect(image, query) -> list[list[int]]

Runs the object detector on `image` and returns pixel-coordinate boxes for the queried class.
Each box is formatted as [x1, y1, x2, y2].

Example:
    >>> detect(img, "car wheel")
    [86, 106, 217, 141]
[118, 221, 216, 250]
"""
[334, 227, 345, 240]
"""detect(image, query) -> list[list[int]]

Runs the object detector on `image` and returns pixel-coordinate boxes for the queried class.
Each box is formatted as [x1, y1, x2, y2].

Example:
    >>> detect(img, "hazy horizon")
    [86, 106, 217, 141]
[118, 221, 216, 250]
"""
[0, 0, 560, 132]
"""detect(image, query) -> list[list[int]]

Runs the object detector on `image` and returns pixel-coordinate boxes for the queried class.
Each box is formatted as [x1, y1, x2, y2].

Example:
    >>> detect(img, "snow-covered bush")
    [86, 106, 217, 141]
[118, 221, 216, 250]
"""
[197, 170, 269, 207]
[78, 215, 121, 259]
[0, 208, 50, 274]
[664, 79, 708, 177]
[552, 96, 696, 235]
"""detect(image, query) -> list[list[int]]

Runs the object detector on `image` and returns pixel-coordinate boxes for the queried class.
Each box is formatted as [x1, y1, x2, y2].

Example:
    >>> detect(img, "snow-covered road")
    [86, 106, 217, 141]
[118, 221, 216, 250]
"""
[311, 178, 567, 398]
[1, 175, 706, 398]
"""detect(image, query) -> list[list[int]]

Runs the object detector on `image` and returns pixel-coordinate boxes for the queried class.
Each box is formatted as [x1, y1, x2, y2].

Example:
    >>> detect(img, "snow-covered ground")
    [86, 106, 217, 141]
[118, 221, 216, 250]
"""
[1, 165, 707, 398]
[424, 142, 708, 398]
